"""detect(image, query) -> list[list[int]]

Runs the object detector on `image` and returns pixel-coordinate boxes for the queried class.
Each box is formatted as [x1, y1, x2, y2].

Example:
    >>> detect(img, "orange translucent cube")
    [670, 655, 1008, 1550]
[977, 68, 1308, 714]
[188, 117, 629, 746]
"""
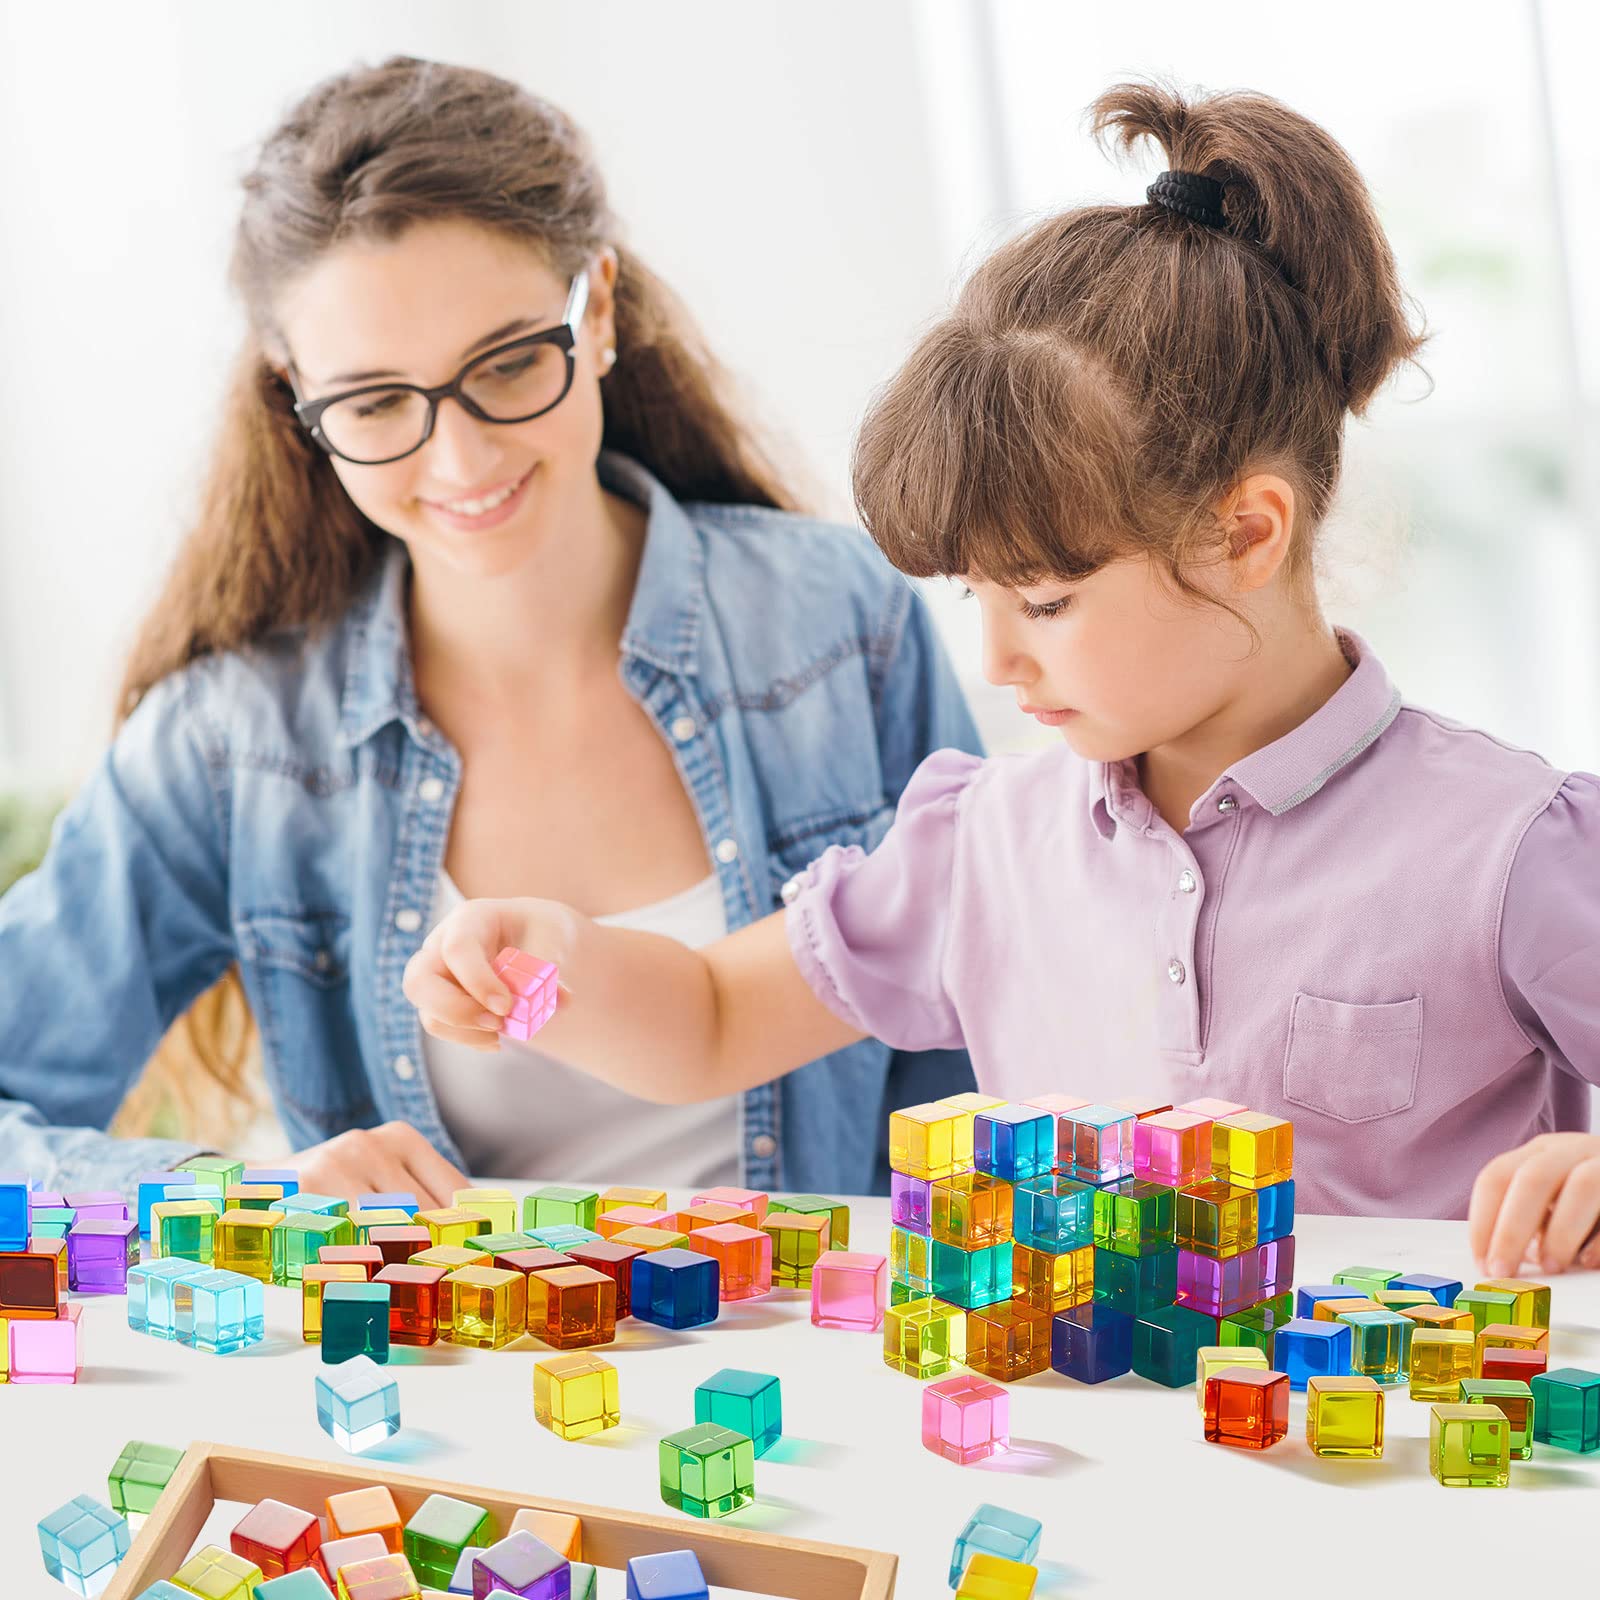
[527, 1265, 617, 1349]
[1204, 1367, 1290, 1449]
[687, 1222, 773, 1300]
[325, 1485, 402, 1552]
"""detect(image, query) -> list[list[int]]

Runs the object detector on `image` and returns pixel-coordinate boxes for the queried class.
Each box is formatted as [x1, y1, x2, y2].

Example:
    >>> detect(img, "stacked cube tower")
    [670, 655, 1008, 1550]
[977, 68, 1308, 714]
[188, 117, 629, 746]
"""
[884, 1092, 1297, 1386]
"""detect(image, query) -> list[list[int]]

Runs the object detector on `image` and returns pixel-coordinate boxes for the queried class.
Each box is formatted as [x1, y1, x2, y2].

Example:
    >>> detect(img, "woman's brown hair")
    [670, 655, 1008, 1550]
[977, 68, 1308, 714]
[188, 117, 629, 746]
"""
[113, 56, 800, 1144]
[852, 80, 1428, 607]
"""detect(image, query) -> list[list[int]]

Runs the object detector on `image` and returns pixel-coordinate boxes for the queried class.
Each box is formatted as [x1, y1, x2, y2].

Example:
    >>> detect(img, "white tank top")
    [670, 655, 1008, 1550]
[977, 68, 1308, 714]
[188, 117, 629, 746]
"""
[424, 870, 741, 1187]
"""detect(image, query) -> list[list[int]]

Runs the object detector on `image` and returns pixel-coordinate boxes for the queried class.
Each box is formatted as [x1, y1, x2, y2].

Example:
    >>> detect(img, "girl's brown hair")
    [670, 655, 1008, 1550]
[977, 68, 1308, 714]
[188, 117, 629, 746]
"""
[852, 80, 1427, 603]
[113, 56, 800, 1144]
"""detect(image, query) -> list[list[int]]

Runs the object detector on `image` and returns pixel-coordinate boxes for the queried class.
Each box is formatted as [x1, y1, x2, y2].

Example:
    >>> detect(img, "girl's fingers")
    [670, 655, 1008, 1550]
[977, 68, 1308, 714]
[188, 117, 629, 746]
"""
[1484, 1150, 1570, 1277]
[1467, 1149, 1520, 1268]
[420, 1016, 503, 1052]
[1539, 1156, 1600, 1273]
[379, 1123, 470, 1210]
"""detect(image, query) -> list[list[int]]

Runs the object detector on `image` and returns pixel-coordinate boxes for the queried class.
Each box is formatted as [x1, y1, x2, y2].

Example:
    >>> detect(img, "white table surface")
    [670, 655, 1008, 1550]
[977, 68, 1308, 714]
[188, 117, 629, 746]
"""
[5, 1197, 1597, 1599]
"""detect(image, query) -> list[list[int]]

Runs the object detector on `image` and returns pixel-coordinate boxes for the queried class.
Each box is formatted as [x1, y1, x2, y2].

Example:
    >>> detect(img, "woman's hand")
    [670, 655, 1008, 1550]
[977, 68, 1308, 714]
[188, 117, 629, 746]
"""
[1468, 1132, 1600, 1277]
[270, 1122, 469, 1210]
[402, 896, 580, 1052]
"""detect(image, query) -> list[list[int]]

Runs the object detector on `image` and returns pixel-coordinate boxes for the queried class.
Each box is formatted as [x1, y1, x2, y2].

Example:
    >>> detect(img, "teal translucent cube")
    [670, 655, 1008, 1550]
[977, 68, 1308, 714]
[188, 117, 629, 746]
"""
[37, 1495, 130, 1596]
[695, 1368, 783, 1457]
[403, 1491, 492, 1588]
[523, 1186, 600, 1232]
[1530, 1367, 1600, 1453]
[1013, 1175, 1095, 1253]
[1093, 1246, 1177, 1316]
[659, 1422, 755, 1518]
[277, 1211, 356, 1283]
[278, 1192, 350, 1218]
[322, 1281, 391, 1364]
[1131, 1303, 1217, 1387]
[529, 1224, 603, 1251]
[1340, 1308, 1412, 1383]
[126, 1259, 208, 1338]
[315, 1353, 400, 1452]
[1091, 1179, 1177, 1258]
[930, 1240, 1013, 1309]
[180, 1268, 264, 1354]
[949, 1504, 1042, 1587]
[255, 1573, 339, 1598]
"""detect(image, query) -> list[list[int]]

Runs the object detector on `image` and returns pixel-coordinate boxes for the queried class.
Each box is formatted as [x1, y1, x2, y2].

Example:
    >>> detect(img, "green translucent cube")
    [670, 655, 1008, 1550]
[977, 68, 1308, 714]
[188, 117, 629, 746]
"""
[1429, 1403, 1510, 1487]
[464, 1231, 541, 1256]
[1333, 1265, 1400, 1301]
[153, 1201, 218, 1266]
[1175, 1180, 1258, 1257]
[176, 1156, 245, 1193]
[1474, 1278, 1551, 1329]
[1454, 1288, 1518, 1335]
[930, 1240, 1013, 1309]
[890, 1226, 932, 1295]
[522, 1186, 600, 1233]
[403, 1492, 491, 1588]
[889, 1278, 918, 1306]
[1132, 1303, 1217, 1387]
[1339, 1309, 1412, 1383]
[277, 1212, 356, 1283]
[1092, 1179, 1176, 1258]
[108, 1440, 184, 1516]
[659, 1422, 755, 1518]
[1220, 1292, 1294, 1362]
[1530, 1367, 1600, 1453]
[883, 1297, 965, 1377]
[1461, 1378, 1535, 1460]
[1093, 1246, 1176, 1316]
[321, 1281, 391, 1364]
[769, 1194, 851, 1249]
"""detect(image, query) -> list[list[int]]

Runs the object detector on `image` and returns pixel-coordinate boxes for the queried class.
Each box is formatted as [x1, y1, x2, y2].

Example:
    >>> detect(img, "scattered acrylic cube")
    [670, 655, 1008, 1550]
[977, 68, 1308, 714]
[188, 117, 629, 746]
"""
[1339, 1308, 1412, 1384]
[1461, 1377, 1535, 1459]
[950, 1504, 1042, 1588]
[1274, 1317, 1352, 1391]
[810, 1249, 887, 1331]
[1408, 1328, 1474, 1402]
[11, 1301, 81, 1382]
[372, 1262, 447, 1347]
[534, 1351, 619, 1440]
[0, 1246, 60, 1317]
[523, 1184, 600, 1233]
[1453, 1287, 1518, 1334]
[1204, 1366, 1289, 1449]
[1430, 1402, 1510, 1487]
[126, 1259, 206, 1339]
[108, 1440, 184, 1518]
[1474, 1276, 1550, 1328]
[762, 1213, 829, 1288]
[694, 1368, 783, 1456]
[767, 1194, 849, 1249]
[631, 1248, 719, 1330]
[315, 1354, 401, 1453]
[493, 944, 559, 1041]
[301, 1264, 369, 1343]
[37, 1494, 129, 1597]
[692, 1186, 769, 1225]
[451, 1186, 517, 1234]
[1530, 1366, 1600, 1453]
[954, 1552, 1039, 1598]
[686, 1222, 772, 1301]
[658, 1422, 755, 1518]
[179, 1268, 264, 1355]
[1306, 1374, 1385, 1458]
[1195, 1344, 1268, 1410]
[1389, 1271, 1462, 1307]
[322, 1281, 392, 1363]
[527, 1264, 617, 1348]
[170, 1543, 263, 1599]
[212, 1207, 285, 1283]
[564, 1240, 642, 1319]
[923, 1373, 1009, 1464]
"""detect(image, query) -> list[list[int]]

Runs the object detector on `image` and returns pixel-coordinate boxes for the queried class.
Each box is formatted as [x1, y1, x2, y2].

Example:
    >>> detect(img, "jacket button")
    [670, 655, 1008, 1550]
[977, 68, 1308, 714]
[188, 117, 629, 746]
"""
[395, 909, 423, 933]
[671, 716, 697, 742]
[715, 839, 739, 864]
[750, 1134, 777, 1159]
[393, 1055, 416, 1080]
[417, 777, 445, 803]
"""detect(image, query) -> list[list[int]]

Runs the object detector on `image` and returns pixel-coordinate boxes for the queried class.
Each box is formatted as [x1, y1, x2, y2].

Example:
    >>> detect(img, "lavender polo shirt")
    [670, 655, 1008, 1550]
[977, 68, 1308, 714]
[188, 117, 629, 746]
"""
[785, 629, 1598, 1218]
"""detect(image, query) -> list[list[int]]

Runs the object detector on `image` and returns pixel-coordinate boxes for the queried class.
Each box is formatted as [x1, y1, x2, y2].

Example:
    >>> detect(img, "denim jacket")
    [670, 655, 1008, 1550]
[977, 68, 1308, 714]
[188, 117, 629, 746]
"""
[0, 453, 980, 1197]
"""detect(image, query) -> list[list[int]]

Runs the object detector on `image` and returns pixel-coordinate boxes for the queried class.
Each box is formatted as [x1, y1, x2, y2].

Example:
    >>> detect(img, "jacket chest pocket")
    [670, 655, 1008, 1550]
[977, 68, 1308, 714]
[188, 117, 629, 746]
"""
[1281, 991, 1423, 1124]
[766, 800, 896, 909]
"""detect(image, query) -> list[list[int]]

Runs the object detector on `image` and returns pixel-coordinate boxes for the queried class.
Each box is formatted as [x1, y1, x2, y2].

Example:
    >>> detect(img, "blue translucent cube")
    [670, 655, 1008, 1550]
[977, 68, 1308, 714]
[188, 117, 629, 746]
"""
[126, 1259, 210, 1339]
[695, 1368, 783, 1456]
[1013, 1175, 1095, 1253]
[1093, 1245, 1177, 1316]
[626, 1548, 709, 1599]
[356, 1191, 419, 1216]
[632, 1248, 720, 1329]
[241, 1168, 300, 1197]
[0, 1171, 29, 1251]
[1390, 1272, 1462, 1308]
[181, 1268, 264, 1354]
[949, 1504, 1042, 1588]
[315, 1353, 401, 1452]
[136, 1171, 196, 1239]
[1275, 1317, 1352, 1390]
[1296, 1283, 1363, 1320]
[973, 1104, 1055, 1184]
[931, 1240, 1013, 1309]
[37, 1495, 130, 1597]
[1255, 1178, 1295, 1243]
[277, 1192, 349, 1217]
[530, 1223, 604, 1251]
[1050, 1303, 1133, 1383]
[256, 1574, 341, 1598]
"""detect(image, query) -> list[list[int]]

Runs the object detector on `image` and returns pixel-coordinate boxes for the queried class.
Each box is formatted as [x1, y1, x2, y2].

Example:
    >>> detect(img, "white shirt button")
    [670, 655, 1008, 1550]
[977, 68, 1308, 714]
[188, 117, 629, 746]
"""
[1217, 794, 1238, 814]
[1177, 869, 1197, 894]
[671, 716, 698, 743]
[1167, 958, 1187, 984]
[714, 839, 739, 865]
[313, 949, 333, 973]
[417, 777, 445, 803]
[750, 1134, 778, 1159]
[416, 717, 435, 739]
[392, 1055, 416, 1081]
[395, 909, 423, 933]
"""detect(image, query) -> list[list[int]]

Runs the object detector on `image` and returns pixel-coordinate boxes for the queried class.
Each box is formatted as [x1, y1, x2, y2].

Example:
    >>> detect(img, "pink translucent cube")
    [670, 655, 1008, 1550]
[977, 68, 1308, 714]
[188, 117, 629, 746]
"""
[810, 1251, 888, 1332]
[10, 1301, 81, 1383]
[1020, 1093, 1088, 1116]
[1133, 1110, 1214, 1187]
[596, 1205, 673, 1238]
[492, 946, 559, 1042]
[921, 1373, 1010, 1464]
[1178, 1096, 1247, 1119]
[692, 1186, 770, 1226]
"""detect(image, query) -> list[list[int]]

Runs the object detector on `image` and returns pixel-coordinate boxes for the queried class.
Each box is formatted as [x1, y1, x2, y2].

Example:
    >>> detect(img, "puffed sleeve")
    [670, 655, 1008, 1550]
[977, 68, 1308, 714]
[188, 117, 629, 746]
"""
[783, 747, 981, 1054]
[1499, 771, 1600, 1083]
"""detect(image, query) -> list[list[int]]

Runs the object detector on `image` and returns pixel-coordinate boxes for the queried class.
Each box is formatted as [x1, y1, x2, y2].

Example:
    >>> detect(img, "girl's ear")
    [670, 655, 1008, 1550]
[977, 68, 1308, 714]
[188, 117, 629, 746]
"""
[1223, 472, 1297, 591]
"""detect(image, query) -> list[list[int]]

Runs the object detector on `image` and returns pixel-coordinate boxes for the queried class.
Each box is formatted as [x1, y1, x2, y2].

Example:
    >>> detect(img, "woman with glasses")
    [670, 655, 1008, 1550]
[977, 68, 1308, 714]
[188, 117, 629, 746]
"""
[0, 57, 980, 1204]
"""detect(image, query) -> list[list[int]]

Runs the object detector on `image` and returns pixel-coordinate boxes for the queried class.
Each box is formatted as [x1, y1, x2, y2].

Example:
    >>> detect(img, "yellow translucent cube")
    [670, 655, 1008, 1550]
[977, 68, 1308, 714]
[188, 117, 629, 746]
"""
[1012, 1243, 1093, 1313]
[452, 1187, 518, 1234]
[889, 1102, 973, 1182]
[1314, 1297, 1379, 1321]
[931, 1174, 1013, 1248]
[1409, 1328, 1474, 1401]
[955, 1551, 1039, 1598]
[1474, 1277, 1550, 1328]
[1374, 1289, 1438, 1313]
[883, 1296, 965, 1377]
[212, 1208, 284, 1284]
[171, 1544, 263, 1600]
[534, 1352, 620, 1440]
[1306, 1375, 1385, 1458]
[440, 1264, 526, 1349]
[1429, 1402, 1510, 1487]
[1401, 1303, 1475, 1334]
[409, 1246, 482, 1273]
[415, 1207, 491, 1249]
[609, 1225, 690, 1254]
[597, 1186, 668, 1216]
[1210, 1112, 1293, 1188]
[1195, 1345, 1269, 1412]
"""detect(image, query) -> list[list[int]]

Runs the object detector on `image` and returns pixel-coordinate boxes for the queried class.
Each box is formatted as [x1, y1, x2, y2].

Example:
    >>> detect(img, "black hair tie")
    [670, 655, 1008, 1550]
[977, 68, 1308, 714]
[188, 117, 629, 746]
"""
[1146, 169, 1227, 229]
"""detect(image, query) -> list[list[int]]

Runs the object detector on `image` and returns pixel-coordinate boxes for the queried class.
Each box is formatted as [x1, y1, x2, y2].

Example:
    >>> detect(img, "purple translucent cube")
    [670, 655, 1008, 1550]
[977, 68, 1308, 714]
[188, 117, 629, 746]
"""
[1176, 1248, 1257, 1319]
[472, 1529, 567, 1598]
[64, 1192, 130, 1222]
[29, 1190, 67, 1210]
[1258, 1233, 1296, 1299]
[889, 1171, 932, 1234]
[67, 1218, 140, 1292]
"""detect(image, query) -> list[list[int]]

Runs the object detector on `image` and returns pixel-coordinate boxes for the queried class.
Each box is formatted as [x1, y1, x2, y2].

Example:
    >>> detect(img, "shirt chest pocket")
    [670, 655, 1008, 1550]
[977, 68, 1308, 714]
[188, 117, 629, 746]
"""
[1281, 991, 1423, 1124]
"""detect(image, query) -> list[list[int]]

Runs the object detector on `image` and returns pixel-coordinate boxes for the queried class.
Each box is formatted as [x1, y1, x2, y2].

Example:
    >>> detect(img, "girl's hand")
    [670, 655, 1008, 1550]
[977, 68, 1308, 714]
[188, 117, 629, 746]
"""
[1468, 1132, 1600, 1277]
[270, 1122, 469, 1210]
[402, 896, 579, 1052]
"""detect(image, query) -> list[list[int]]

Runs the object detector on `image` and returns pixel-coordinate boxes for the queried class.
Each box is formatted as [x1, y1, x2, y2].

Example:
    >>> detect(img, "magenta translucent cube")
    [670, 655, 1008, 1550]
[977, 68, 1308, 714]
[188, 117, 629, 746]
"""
[492, 946, 558, 1042]
[810, 1251, 888, 1331]
[67, 1218, 140, 1292]
[10, 1302, 82, 1383]
[1132, 1110, 1214, 1188]
[921, 1374, 1010, 1464]
[889, 1171, 933, 1234]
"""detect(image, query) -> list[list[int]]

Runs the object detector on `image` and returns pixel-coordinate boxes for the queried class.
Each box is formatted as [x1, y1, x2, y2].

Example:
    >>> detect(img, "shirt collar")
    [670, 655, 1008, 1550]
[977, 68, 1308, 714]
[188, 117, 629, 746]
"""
[1089, 627, 1402, 834]
[337, 452, 704, 750]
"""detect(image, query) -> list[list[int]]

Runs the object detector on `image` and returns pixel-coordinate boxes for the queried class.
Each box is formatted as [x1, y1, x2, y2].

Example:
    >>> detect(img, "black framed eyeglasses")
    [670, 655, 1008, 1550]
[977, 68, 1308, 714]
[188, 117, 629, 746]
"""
[289, 270, 591, 465]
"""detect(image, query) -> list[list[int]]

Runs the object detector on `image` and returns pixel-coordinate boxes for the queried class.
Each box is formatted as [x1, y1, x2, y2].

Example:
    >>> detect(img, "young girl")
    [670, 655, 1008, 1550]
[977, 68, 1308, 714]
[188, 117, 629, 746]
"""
[406, 83, 1600, 1278]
